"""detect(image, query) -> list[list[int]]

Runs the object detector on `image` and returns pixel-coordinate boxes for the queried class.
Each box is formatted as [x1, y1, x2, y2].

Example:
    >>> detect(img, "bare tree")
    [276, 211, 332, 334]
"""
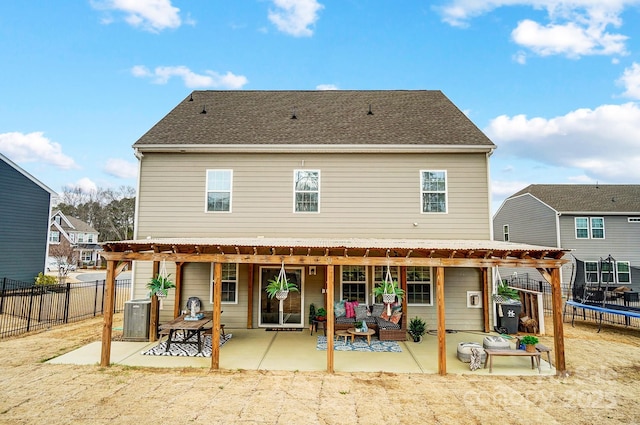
[48, 239, 77, 281]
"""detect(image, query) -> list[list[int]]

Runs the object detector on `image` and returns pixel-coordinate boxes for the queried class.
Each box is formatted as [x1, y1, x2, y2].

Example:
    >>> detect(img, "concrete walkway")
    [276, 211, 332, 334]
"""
[48, 329, 554, 376]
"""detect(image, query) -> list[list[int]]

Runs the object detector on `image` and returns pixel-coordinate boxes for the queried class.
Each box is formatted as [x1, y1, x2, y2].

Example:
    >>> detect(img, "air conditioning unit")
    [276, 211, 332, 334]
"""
[123, 299, 151, 341]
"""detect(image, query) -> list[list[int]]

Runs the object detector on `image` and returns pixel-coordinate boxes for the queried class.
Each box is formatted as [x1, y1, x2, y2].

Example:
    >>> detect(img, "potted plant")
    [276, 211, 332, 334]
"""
[374, 278, 405, 315]
[408, 317, 426, 343]
[494, 281, 520, 302]
[147, 273, 175, 298]
[520, 335, 539, 352]
[354, 320, 363, 332]
[315, 307, 327, 321]
[265, 275, 299, 300]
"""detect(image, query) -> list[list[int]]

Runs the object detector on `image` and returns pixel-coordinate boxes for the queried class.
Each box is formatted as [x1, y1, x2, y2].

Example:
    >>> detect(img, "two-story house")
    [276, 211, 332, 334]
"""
[0, 152, 55, 283]
[99, 91, 568, 374]
[49, 210, 102, 267]
[493, 184, 640, 298]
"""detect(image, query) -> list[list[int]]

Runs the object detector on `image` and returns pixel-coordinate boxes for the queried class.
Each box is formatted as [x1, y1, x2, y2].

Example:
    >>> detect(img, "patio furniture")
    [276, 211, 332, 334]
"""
[158, 312, 212, 354]
[310, 319, 326, 336]
[347, 328, 376, 346]
[335, 330, 350, 343]
[483, 348, 541, 373]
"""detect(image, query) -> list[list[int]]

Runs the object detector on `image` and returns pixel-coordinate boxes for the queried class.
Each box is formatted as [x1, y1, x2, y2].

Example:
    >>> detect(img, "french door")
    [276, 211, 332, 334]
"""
[259, 267, 304, 327]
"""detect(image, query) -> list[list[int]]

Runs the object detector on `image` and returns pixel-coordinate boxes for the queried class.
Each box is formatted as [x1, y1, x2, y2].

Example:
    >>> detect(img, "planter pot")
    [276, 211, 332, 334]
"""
[316, 316, 326, 321]
[382, 294, 396, 304]
[412, 335, 422, 343]
[525, 344, 537, 353]
[275, 290, 289, 300]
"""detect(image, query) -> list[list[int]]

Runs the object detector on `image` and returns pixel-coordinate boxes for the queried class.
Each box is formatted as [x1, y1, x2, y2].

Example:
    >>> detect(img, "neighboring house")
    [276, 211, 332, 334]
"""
[0, 152, 55, 283]
[100, 90, 569, 374]
[493, 184, 640, 295]
[49, 210, 102, 267]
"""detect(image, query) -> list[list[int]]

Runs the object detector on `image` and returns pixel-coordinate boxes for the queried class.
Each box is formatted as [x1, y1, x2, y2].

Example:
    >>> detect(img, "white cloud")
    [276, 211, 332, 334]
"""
[316, 84, 338, 90]
[436, 1, 634, 58]
[618, 62, 640, 99]
[268, 0, 324, 37]
[65, 178, 98, 194]
[131, 65, 248, 89]
[91, 0, 182, 33]
[485, 102, 640, 181]
[0, 132, 77, 170]
[104, 158, 138, 179]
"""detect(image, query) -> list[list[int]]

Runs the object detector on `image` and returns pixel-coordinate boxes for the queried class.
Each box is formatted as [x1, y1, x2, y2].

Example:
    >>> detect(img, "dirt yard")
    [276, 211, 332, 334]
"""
[0, 315, 639, 425]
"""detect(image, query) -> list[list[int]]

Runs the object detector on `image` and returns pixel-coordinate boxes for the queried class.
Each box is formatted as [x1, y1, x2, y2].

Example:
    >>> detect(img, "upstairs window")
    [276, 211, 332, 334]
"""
[294, 170, 319, 213]
[206, 170, 233, 212]
[420, 171, 447, 213]
[49, 231, 60, 243]
[575, 217, 604, 239]
[590, 218, 604, 239]
[503, 225, 510, 242]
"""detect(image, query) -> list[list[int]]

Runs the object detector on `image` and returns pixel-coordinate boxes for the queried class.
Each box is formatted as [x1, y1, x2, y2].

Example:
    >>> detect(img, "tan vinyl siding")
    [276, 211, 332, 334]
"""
[136, 152, 491, 240]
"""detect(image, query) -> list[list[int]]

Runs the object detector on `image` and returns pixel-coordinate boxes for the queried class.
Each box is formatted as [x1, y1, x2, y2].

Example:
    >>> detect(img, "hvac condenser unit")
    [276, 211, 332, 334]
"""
[123, 299, 151, 341]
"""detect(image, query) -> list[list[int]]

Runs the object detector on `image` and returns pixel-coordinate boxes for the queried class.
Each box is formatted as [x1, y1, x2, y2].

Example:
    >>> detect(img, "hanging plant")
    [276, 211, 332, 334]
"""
[374, 266, 405, 315]
[265, 263, 299, 300]
[147, 273, 175, 298]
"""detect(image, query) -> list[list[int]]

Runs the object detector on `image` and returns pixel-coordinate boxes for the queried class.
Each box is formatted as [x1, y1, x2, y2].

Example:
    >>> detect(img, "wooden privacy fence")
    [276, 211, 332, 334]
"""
[0, 278, 131, 339]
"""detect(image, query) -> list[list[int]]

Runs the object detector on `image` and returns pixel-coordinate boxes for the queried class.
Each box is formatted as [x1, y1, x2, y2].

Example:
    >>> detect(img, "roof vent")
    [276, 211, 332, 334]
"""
[200, 105, 207, 114]
[291, 106, 297, 119]
[367, 103, 373, 115]
[189, 93, 193, 101]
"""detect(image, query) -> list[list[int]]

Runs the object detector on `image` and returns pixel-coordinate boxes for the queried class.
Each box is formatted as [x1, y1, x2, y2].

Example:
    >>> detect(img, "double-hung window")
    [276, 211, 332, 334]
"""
[341, 265, 366, 303]
[584, 261, 599, 283]
[206, 170, 233, 212]
[503, 225, 510, 242]
[294, 170, 319, 212]
[617, 262, 631, 283]
[575, 217, 605, 239]
[49, 231, 60, 243]
[210, 263, 238, 304]
[407, 266, 432, 305]
[600, 261, 614, 284]
[420, 171, 447, 213]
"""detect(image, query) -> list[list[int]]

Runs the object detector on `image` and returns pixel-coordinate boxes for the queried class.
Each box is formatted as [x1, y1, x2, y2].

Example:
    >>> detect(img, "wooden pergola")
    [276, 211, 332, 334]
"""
[99, 237, 569, 376]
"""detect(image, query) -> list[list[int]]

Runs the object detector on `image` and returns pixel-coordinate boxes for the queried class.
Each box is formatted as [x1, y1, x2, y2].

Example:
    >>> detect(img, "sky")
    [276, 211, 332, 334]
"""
[1, 1, 640, 214]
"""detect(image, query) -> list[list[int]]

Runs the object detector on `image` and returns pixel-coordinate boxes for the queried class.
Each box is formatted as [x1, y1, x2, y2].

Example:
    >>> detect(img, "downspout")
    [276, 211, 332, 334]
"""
[130, 148, 144, 301]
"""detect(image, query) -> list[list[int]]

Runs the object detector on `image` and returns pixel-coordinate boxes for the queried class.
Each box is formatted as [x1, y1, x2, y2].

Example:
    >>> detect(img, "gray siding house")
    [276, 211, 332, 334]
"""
[49, 210, 102, 267]
[130, 90, 499, 330]
[0, 152, 55, 283]
[493, 184, 640, 295]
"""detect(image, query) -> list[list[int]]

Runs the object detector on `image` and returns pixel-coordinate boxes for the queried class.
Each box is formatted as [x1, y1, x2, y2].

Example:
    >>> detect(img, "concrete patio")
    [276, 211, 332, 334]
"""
[48, 328, 554, 376]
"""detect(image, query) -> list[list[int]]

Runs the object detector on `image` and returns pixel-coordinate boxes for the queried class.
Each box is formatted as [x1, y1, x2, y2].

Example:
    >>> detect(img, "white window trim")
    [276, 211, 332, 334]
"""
[420, 170, 448, 214]
[584, 261, 599, 283]
[575, 217, 589, 239]
[616, 261, 631, 283]
[209, 263, 239, 305]
[293, 169, 320, 213]
[590, 217, 605, 239]
[407, 266, 433, 306]
[205, 169, 233, 213]
[340, 265, 368, 302]
[503, 224, 510, 242]
[628, 217, 640, 223]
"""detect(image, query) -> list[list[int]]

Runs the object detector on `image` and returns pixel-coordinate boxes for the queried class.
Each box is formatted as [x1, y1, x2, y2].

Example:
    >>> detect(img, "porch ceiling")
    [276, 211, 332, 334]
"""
[101, 237, 568, 268]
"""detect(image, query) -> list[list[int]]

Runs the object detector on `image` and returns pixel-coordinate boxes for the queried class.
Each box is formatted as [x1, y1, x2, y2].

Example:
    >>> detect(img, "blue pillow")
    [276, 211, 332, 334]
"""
[334, 300, 346, 318]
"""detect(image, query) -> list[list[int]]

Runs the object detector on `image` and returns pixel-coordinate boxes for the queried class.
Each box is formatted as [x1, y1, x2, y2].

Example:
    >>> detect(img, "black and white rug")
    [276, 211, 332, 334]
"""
[142, 333, 232, 357]
[316, 336, 402, 352]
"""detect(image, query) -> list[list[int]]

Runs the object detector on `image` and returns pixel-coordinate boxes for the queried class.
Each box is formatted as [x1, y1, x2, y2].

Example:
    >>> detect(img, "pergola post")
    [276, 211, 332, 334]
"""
[550, 267, 567, 375]
[246, 263, 254, 328]
[326, 264, 334, 373]
[149, 261, 160, 342]
[482, 267, 490, 332]
[436, 266, 446, 375]
[173, 262, 184, 319]
[211, 262, 222, 369]
[100, 260, 116, 367]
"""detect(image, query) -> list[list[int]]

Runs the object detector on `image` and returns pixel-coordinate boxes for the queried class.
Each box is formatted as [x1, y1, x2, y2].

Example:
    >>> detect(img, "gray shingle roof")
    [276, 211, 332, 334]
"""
[510, 184, 640, 213]
[133, 90, 495, 148]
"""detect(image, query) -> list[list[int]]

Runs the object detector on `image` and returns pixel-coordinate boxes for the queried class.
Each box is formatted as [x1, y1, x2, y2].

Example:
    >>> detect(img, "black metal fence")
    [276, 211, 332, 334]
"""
[506, 273, 640, 330]
[0, 277, 131, 339]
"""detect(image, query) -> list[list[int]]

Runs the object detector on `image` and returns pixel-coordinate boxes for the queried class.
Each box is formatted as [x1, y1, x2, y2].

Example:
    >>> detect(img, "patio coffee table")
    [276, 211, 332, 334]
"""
[159, 312, 212, 354]
[347, 328, 376, 346]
